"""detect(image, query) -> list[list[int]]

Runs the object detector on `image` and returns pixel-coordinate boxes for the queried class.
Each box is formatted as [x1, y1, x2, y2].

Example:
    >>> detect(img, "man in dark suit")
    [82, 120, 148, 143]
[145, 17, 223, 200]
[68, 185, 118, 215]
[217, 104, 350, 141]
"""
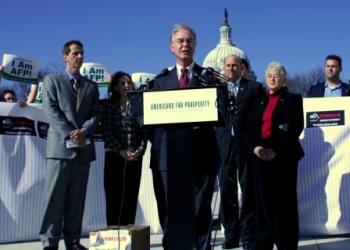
[216, 54, 264, 249]
[39, 40, 101, 250]
[307, 54, 350, 97]
[150, 24, 220, 250]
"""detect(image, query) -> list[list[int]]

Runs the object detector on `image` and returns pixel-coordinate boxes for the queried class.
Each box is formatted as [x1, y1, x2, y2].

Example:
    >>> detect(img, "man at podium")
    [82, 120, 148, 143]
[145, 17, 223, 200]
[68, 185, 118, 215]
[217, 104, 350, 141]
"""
[149, 23, 220, 250]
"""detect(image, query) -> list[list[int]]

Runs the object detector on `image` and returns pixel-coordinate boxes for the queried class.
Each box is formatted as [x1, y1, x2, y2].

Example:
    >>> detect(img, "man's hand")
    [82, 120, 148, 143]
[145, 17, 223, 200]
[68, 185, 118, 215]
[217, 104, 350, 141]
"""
[253, 146, 277, 161]
[127, 150, 142, 161]
[119, 150, 129, 159]
[69, 129, 86, 148]
[18, 100, 28, 108]
[118, 149, 142, 161]
[254, 146, 266, 160]
[263, 148, 277, 161]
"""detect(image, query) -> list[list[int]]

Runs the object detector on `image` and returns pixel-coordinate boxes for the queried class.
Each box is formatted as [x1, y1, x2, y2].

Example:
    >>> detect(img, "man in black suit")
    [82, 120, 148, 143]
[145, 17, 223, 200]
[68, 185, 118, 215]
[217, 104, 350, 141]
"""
[150, 24, 220, 250]
[216, 54, 264, 249]
[307, 54, 350, 97]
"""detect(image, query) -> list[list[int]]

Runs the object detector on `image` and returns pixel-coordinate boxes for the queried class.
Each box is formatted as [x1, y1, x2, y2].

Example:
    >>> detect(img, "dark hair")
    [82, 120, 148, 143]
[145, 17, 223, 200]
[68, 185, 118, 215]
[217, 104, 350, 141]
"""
[241, 58, 251, 71]
[62, 40, 83, 55]
[325, 54, 342, 69]
[109, 71, 133, 100]
[2, 89, 17, 99]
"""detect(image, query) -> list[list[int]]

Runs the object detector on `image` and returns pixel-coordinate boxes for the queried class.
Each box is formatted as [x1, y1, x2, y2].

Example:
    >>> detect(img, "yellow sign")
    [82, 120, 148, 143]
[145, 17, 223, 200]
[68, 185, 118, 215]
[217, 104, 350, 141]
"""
[143, 87, 218, 125]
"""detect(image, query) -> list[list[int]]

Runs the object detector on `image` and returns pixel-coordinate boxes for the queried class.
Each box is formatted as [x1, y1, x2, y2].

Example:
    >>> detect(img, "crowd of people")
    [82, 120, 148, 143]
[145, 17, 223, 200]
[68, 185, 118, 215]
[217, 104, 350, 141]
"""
[0, 23, 348, 250]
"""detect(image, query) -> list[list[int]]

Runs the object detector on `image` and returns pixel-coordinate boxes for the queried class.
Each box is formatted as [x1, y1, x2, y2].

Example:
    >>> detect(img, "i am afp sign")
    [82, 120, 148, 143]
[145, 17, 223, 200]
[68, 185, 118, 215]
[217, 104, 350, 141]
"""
[131, 72, 156, 89]
[2, 54, 40, 84]
[80, 62, 110, 86]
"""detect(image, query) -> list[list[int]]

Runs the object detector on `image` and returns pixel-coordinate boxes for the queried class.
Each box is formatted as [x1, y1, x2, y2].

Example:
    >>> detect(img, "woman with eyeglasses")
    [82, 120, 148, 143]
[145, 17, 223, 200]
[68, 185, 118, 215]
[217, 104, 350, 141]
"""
[250, 61, 304, 250]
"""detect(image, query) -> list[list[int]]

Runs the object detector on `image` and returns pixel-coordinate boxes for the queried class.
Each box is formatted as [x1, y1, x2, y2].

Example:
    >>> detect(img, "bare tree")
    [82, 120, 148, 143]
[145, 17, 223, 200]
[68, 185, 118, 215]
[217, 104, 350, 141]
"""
[287, 67, 324, 96]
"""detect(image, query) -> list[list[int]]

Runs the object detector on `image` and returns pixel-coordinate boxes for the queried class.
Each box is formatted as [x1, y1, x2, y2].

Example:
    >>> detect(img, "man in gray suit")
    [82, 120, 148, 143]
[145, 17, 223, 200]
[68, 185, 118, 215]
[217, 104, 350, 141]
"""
[39, 40, 101, 250]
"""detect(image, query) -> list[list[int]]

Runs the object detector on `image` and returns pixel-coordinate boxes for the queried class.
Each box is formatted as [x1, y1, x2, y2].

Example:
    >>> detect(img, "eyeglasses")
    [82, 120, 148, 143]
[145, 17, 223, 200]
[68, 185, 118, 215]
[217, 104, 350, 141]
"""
[266, 74, 283, 79]
[174, 38, 194, 45]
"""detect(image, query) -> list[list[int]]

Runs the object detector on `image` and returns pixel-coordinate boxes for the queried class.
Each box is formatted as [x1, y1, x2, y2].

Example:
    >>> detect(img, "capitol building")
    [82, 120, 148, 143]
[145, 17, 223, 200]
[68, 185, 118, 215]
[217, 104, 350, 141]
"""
[202, 9, 257, 80]
[132, 9, 256, 87]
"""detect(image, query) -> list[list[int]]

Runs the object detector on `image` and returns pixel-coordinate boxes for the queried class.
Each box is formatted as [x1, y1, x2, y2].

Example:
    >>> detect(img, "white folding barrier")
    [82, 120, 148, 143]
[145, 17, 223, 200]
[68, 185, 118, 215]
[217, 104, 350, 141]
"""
[0, 97, 350, 243]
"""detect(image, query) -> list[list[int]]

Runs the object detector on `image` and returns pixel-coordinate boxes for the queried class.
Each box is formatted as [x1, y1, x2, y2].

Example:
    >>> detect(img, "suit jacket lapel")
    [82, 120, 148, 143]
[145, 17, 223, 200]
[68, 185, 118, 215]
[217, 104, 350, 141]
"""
[191, 64, 203, 87]
[167, 68, 179, 89]
[271, 90, 288, 124]
[76, 78, 88, 112]
[60, 72, 78, 101]
[58, 72, 79, 128]
[236, 78, 248, 104]
[166, 63, 203, 89]
[341, 82, 350, 96]
[321, 82, 326, 97]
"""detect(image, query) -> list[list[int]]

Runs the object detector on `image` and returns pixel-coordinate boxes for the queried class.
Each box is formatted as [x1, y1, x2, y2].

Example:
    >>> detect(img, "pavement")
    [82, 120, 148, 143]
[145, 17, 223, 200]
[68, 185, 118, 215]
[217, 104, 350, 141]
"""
[1, 231, 350, 250]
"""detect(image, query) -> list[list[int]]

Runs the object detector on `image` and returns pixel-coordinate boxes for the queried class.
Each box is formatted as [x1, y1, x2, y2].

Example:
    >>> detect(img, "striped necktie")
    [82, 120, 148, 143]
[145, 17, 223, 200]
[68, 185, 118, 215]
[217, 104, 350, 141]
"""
[179, 68, 189, 88]
[72, 77, 80, 96]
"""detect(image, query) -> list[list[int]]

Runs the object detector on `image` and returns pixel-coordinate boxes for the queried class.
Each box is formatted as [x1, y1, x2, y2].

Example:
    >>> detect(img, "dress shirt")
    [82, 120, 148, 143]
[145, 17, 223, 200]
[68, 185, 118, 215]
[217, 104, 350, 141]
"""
[324, 82, 342, 97]
[229, 78, 241, 136]
[261, 93, 280, 138]
[65, 71, 81, 81]
[176, 61, 194, 81]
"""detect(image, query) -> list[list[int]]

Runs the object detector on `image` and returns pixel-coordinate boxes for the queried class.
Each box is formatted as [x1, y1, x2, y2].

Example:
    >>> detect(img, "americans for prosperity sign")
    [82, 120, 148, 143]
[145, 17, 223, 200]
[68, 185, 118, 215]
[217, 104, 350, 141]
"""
[306, 110, 345, 128]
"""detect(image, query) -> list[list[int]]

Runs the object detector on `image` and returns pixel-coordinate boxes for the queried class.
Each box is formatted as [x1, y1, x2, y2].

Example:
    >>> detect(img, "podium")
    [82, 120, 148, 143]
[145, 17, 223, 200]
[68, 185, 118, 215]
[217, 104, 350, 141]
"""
[127, 86, 227, 249]
[127, 86, 226, 126]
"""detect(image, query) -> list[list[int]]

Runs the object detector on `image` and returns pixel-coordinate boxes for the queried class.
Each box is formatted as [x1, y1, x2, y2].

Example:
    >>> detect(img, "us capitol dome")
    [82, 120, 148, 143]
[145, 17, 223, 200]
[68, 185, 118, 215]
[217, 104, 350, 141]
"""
[202, 9, 257, 80]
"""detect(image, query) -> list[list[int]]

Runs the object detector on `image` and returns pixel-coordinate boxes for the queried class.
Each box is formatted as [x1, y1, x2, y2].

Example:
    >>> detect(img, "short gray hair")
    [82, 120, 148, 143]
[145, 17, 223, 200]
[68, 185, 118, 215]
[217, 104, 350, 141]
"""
[265, 61, 287, 78]
[170, 23, 197, 44]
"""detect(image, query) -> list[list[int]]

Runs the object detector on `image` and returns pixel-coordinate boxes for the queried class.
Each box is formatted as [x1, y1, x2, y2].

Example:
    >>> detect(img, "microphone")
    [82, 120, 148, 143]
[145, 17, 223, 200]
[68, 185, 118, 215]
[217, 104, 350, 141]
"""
[202, 67, 229, 83]
[193, 71, 210, 86]
[138, 68, 170, 90]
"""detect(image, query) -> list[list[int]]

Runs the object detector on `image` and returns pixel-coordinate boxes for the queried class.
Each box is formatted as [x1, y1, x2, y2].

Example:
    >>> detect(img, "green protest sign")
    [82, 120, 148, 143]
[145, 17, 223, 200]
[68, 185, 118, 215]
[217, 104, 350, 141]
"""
[80, 62, 110, 87]
[2, 54, 40, 84]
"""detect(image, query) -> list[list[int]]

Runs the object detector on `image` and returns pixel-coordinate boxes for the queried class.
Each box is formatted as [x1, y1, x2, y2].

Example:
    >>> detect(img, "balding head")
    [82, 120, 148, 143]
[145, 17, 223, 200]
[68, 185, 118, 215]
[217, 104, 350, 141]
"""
[223, 54, 244, 81]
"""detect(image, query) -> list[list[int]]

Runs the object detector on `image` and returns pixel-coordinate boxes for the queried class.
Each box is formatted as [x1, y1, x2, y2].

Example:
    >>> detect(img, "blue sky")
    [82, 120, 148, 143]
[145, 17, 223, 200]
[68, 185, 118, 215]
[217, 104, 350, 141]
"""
[1, 0, 350, 83]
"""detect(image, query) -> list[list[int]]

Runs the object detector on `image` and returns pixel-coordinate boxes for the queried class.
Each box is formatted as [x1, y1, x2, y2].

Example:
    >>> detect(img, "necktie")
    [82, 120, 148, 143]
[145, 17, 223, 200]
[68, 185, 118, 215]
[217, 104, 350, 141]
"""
[179, 68, 189, 88]
[72, 77, 80, 96]
[227, 82, 235, 97]
[233, 82, 239, 97]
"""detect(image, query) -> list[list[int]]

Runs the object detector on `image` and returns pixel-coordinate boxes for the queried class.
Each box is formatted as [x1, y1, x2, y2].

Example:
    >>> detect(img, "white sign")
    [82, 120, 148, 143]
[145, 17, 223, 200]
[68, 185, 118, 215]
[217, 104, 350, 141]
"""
[90, 229, 131, 250]
[2, 54, 40, 83]
[34, 81, 43, 103]
[131, 72, 156, 89]
[80, 62, 110, 86]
